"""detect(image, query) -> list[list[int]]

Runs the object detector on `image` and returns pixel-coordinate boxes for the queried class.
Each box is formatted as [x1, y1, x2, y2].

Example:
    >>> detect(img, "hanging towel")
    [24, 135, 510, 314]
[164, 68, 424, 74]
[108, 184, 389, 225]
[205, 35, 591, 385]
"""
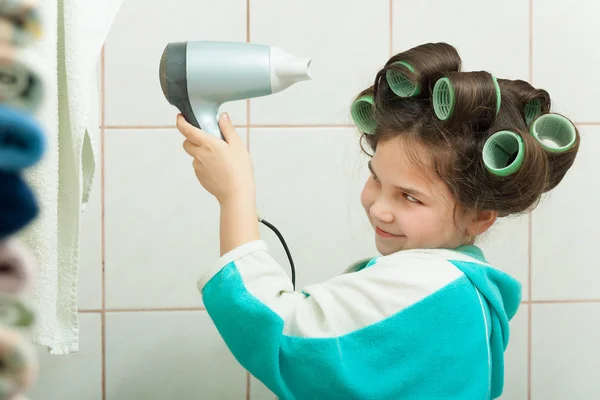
[0, 171, 38, 240]
[0, 0, 42, 45]
[18, 0, 124, 355]
[0, 104, 46, 170]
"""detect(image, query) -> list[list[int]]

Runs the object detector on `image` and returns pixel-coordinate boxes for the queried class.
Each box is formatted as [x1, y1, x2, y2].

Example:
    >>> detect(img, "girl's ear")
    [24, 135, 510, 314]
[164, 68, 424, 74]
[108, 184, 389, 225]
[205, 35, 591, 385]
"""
[467, 210, 498, 236]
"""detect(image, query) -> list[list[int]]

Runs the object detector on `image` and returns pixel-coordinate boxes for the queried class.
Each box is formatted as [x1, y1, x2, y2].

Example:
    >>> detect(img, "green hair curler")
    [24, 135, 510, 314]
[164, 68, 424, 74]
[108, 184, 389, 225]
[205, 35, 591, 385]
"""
[433, 75, 501, 121]
[351, 95, 376, 134]
[492, 76, 501, 115]
[386, 61, 420, 97]
[482, 130, 525, 177]
[524, 98, 542, 125]
[432, 77, 455, 120]
[530, 113, 576, 153]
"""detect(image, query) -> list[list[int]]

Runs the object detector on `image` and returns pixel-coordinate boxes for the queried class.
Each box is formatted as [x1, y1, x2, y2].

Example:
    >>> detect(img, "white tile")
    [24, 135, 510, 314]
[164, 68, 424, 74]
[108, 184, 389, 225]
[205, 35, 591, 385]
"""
[105, 311, 246, 399]
[104, 0, 247, 126]
[478, 215, 529, 301]
[532, 2, 600, 122]
[78, 128, 103, 310]
[531, 303, 600, 399]
[251, 128, 377, 289]
[500, 306, 528, 400]
[531, 127, 596, 300]
[28, 314, 102, 400]
[392, 0, 529, 80]
[249, 0, 389, 125]
[104, 128, 247, 308]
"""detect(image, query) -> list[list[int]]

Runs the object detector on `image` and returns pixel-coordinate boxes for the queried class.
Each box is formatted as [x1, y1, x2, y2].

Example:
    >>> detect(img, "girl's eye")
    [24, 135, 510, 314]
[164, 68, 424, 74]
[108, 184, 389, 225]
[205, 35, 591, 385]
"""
[404, 194, 420, 204]
[371, 174, 380, 182]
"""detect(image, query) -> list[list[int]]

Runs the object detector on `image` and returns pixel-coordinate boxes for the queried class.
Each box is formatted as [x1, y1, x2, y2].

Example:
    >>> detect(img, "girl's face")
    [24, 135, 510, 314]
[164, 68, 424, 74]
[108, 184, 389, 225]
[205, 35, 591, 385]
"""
[361, 137, 473, 256]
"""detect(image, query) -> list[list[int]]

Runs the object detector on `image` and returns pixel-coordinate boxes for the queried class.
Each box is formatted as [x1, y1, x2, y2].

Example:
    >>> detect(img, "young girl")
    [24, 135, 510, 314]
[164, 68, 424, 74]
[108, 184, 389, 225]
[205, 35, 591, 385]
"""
[177, 42, 579, 399]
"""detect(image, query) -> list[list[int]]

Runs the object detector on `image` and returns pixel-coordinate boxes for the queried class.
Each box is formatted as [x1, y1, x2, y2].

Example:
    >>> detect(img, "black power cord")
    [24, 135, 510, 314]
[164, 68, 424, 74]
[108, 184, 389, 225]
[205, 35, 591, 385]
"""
[260, 218, 296, 290]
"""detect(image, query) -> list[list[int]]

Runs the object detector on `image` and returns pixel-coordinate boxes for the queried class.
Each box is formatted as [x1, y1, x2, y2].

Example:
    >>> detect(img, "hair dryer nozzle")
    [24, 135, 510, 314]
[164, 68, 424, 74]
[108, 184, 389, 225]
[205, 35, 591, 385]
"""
[269, 46, 313, 94]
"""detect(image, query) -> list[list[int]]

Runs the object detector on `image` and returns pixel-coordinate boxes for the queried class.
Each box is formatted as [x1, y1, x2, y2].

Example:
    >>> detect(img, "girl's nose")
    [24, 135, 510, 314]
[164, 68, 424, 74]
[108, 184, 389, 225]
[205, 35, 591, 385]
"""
[370, 198, 394, 223]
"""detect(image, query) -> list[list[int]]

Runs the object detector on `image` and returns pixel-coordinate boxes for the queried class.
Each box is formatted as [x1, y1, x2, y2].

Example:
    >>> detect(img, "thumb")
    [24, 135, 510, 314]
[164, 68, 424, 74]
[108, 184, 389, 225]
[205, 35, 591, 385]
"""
[218, 113, 242, 145]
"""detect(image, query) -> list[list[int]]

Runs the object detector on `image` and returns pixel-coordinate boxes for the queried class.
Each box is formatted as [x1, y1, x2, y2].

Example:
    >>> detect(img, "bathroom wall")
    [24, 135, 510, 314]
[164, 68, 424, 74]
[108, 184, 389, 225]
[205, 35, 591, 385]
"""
[27, 0, 600, 399]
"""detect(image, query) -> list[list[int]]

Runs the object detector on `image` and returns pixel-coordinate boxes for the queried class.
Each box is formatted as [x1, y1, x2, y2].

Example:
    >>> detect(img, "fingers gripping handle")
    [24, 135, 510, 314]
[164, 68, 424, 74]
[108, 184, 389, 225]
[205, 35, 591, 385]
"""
[188, 101, 224, 140]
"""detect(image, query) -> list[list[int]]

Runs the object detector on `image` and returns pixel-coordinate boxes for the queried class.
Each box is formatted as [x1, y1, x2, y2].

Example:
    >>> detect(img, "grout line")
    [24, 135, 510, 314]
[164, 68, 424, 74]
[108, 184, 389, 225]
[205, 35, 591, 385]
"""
[246, 1, 252, 398]
[529, 0, 533, 86]
[102, 125, 245, 130]
[246, 372, 251, 400]
[103, 125, 177, 130]
[101, 121, 600, 129]
[527, 2, 533, 398]
[527, 196, 533, 400]
[100, 46, 107, 400]
[531, 299, 600, 304]
[101, 312, 106, 400]
[246, 0, 250, 46]
[246, 1, 252, 397]
[101, 122, 600, 130]
[78, 299, 600, 314]
[389, 0, 393, 57]
[103, 124, 355, 130]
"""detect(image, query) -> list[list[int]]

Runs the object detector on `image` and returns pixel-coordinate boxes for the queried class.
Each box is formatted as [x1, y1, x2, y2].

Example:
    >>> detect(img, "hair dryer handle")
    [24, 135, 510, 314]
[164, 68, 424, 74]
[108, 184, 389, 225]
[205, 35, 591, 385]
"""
[187, 102, 224, 140]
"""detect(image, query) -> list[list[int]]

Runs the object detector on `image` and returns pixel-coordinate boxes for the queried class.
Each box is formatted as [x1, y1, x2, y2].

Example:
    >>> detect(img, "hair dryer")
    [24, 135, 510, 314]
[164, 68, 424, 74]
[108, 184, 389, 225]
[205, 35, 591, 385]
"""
[159, 41, 312, 138]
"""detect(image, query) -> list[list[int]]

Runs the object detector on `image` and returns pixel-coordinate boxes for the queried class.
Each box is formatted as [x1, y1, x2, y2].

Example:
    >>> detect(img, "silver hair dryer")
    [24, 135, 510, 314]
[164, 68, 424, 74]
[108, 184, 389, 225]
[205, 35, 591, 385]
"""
[159, 41, 312, 138]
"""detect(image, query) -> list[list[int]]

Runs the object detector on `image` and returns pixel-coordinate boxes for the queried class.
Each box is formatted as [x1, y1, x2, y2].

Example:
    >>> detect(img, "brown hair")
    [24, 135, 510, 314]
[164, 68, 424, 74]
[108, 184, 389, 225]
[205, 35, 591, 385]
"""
[354, 42, 580, 217]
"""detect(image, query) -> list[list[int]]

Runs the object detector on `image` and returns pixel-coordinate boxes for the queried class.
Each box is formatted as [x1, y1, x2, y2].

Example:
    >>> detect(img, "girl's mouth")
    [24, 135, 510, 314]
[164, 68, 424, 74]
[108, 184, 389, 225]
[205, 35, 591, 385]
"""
[376, 227, 402, 238]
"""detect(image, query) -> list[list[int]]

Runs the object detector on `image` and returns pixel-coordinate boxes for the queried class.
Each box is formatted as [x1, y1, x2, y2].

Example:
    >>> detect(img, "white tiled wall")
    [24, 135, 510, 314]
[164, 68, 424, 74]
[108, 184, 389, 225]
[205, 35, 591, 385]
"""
[29, 0, 598, 399]
[249, 0, 389, 125]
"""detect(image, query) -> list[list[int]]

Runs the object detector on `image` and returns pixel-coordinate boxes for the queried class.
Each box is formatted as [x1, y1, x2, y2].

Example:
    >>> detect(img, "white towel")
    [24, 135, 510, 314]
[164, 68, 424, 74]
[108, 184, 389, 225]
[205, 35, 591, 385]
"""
[19, 0, 124, 355]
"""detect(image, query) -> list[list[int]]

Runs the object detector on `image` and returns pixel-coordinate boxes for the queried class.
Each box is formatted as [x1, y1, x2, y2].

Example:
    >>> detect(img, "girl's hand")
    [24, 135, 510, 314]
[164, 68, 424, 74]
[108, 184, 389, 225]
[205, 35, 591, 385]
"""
[177, 112, 255, 204]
